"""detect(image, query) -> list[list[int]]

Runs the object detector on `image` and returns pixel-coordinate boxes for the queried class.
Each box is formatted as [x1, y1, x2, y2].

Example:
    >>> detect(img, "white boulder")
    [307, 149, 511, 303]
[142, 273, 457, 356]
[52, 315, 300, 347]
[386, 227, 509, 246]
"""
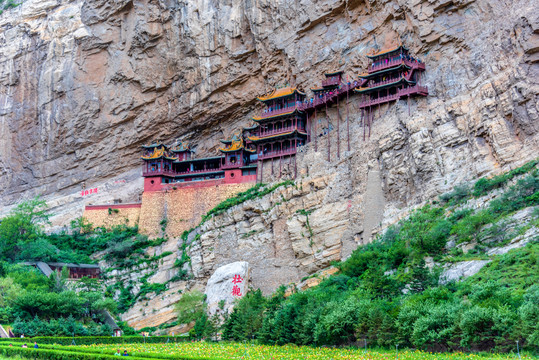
[205, 261, 249, 316]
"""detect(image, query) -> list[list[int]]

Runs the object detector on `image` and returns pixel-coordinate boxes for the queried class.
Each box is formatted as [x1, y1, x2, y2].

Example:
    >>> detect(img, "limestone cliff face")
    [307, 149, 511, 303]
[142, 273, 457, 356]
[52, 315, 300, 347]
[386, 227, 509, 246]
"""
[1, 0, 538, 330]
[1, 0, 537, 223]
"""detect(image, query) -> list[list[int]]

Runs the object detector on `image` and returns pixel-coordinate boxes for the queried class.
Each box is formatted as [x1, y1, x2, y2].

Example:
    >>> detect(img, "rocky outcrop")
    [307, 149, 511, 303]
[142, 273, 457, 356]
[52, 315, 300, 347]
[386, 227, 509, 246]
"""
[440, 260, 492, 284]
[205, 261, 249, 316]
[1, 0, 538, 228]
[1, 0, 538, 330]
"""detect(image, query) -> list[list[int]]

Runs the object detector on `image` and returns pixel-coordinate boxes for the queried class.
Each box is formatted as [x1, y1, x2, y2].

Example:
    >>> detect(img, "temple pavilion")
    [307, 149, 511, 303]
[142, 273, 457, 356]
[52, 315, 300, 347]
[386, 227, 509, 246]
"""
[219, 131, 257, 182]
[247, 86, 308, 161]
[355, 44, 428, 136]
[139, 44, 428, 190]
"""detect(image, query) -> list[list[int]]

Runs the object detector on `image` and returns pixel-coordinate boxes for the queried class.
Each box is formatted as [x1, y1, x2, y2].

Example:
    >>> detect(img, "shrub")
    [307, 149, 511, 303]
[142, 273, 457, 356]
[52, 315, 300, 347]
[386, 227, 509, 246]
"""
[439, 184, 471, 204]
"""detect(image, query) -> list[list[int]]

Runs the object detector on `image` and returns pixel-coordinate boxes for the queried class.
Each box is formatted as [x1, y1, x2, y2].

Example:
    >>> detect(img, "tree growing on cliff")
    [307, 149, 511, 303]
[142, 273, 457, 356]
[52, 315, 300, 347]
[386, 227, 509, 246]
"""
[0, 197, 50, 262]
[175, 290, 206, 325]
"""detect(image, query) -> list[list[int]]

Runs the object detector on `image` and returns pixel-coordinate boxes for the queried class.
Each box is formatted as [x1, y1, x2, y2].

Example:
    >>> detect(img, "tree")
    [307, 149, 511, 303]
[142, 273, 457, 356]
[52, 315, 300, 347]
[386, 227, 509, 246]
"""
[0, 197, 50, 262]
[175, 290, 206, 325]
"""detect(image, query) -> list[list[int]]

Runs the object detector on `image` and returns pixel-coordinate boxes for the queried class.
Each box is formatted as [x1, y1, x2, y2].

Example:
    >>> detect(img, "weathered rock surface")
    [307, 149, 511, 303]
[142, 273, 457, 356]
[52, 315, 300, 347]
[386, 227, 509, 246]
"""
[1, 0, 538, 330]
[440, 260, 492, 284]
[1, 0, 538, 228]
[205, 261, 249, 316]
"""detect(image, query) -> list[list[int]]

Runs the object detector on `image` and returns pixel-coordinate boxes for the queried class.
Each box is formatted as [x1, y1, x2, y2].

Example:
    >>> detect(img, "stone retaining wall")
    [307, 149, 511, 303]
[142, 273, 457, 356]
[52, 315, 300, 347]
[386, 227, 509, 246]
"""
[83, 204, 142, 228]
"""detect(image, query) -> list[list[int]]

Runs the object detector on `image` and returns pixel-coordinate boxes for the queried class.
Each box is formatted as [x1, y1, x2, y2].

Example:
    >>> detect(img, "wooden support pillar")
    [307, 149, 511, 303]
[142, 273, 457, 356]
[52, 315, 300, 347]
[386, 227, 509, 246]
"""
[260, 159, 264, 183]
[294, 154, 297, 179]
[346, 87, 350, 152]
[279, 156, 282, 179]
[336, 95, 340, 159]
[370, 106, 373, 138]
[326, 98, 330, 162]
[362, 107, 365, 141]
[314, 108, 318, 152]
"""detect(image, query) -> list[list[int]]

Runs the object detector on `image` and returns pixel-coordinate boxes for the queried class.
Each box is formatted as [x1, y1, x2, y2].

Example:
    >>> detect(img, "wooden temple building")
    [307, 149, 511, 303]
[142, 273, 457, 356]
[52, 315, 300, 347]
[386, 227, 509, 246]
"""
[21, 261, 101, 279]
[141, 45, 428, 191]
[142, 135, 258, 191]
[355, 45, 428, 138]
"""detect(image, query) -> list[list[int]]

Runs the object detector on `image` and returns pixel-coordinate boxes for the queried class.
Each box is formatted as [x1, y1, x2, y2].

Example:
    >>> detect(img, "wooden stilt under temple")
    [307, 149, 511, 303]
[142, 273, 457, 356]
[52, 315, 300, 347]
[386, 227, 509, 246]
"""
[326, 99, 330, 162]
[336, 95, 340, 159]
[314, 108, 318, 152]
[346, 89, 350, 152]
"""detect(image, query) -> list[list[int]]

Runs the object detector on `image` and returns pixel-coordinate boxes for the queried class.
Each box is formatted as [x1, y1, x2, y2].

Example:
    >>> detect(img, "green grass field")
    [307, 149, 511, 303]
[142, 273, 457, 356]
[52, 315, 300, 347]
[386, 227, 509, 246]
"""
[3, 342, 536, 360]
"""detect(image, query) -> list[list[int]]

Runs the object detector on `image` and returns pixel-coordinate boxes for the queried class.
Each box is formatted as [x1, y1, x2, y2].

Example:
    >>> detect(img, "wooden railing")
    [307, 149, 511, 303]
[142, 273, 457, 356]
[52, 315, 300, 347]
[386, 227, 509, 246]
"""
[258, 126, 306, 138]
[358, 93, 400, 108]
[368, 58, 425, 74]
[398, 85, 428, 96]
[257, 105, 297, 119]
[258, 148, 297, 160]
[368, 58, 404, 73]
[298, 81, 360, 112]
[142, 169, 176, 177]
[321, 77, 340, 87]
[175, 168, 222, 176]
[367, 77, 402, 89]
[358, 85, 429, 108]
[221, 162, 243, 169]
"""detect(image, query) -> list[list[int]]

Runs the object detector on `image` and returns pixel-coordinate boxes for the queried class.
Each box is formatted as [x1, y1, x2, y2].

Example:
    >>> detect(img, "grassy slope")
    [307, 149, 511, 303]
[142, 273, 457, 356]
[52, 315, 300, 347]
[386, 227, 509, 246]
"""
[222, 160, 539, 353]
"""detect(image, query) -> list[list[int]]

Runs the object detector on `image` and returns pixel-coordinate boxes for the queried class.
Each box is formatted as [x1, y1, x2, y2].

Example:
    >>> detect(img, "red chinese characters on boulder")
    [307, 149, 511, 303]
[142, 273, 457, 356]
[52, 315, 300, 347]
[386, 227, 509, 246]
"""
[231, 274, 243, 297]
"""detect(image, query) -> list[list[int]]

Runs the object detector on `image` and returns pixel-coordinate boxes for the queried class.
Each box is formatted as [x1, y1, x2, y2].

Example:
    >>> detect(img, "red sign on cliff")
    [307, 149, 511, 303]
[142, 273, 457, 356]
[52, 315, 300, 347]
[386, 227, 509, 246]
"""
[81, 187, 98, 197]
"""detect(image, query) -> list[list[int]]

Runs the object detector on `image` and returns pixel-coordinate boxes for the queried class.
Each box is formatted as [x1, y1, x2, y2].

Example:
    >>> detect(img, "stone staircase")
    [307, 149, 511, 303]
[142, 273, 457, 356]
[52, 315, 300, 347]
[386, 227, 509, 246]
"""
[0, 325, 9, 338]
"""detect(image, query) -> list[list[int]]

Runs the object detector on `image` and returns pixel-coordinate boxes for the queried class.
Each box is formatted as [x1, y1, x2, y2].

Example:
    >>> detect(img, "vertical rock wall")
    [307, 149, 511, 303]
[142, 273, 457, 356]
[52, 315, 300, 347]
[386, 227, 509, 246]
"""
[0, 0, 537, 227]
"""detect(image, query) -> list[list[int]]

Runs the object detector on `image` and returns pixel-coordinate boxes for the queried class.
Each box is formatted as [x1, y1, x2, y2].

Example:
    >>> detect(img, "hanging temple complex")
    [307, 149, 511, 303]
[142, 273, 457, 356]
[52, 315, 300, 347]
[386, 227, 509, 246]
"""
[84, 45, 428, 237]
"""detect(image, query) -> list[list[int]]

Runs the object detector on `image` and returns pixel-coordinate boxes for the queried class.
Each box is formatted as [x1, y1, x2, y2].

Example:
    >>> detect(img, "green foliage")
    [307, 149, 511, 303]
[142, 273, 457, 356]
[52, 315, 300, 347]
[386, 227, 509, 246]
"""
[450, 210, 493, 243]
[472, 159, 538, 197]
[0, 336, 186, 346]
[220, 160, 539, 353]
[11, 315, 111, 337]
[222, 289, 266, 341]
[519, 285, 539, 347]
[296, 209, 314, 240]
[174, 290, 206, 325]
[439, 184, 471, 205]
[0, 0, 21, 13]
[200, 180, 294, 224]
[0, 197, 50, 262]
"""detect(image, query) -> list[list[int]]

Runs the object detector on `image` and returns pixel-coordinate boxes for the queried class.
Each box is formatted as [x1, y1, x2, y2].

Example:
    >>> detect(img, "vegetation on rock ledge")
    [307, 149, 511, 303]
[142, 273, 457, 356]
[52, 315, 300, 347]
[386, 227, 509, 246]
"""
[220, 160, 539, 353]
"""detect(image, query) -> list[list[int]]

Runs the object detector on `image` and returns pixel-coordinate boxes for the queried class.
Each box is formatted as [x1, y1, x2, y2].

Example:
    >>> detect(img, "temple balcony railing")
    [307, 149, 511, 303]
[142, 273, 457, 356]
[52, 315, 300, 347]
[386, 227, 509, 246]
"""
[298, 81, 360, 112]
[404, 59, 426, 70]
[366, 77, 402, 89]
[358, 93, 400, 109]
[258, 147, 298, 160]
[221, 163, 244, 170]
[368, 58, 404, 73]
[142, 169, 176, 177]
[257, 126, 306, 138]
[368, 58, 426, 74]
[358, 85, 429, 109]
[257, 105, 298, 120]
[321, 78, 340, 87]
[174, 168, 223, 176]
[398, 84, 428, 97]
